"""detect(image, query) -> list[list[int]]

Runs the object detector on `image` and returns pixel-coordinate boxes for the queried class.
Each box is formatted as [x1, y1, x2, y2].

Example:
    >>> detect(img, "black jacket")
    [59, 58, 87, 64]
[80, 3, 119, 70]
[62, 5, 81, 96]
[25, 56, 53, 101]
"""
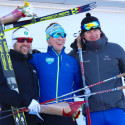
[69, 33, 125, 114]
[0, 62, 22, 106]
[1, 50, 43, 125]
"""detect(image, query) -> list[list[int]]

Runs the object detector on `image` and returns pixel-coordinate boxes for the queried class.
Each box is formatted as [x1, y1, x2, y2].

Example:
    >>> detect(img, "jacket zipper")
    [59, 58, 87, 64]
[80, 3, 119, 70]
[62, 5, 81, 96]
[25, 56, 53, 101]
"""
[52, 48, 60, 102]
[96, 49, 105, 110]
[56, 55, 59, 102]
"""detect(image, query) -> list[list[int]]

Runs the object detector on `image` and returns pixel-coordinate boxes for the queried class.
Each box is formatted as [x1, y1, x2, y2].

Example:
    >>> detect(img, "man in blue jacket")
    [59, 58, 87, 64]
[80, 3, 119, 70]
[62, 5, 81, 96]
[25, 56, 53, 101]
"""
[30, 23, 82, 125]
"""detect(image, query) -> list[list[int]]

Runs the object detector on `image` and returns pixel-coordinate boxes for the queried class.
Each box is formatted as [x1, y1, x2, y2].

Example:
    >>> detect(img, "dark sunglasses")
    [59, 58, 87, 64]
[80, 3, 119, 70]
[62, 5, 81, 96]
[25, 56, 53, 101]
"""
[13, 37, 33, 43]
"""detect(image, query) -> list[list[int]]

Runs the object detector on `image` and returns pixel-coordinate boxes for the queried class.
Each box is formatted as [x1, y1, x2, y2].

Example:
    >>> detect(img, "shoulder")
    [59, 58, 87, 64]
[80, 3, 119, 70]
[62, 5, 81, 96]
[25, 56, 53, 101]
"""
[68, 50, 77, 57]
[30, 52, 48, 64]
[106, 42, 125, 58]
[108, 42, 124, 49]
[63, 52, 79, 66]
[68, 50, 79, 62]
[32, 53, 43, 57]
[64, 51, 77, 60]
[32, 52, 47, 59]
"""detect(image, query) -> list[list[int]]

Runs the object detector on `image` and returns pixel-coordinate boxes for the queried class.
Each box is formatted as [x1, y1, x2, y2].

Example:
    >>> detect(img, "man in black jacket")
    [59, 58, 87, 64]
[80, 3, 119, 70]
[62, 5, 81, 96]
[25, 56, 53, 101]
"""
[0, 27, 43, 125]
[69, 13, 125, 125]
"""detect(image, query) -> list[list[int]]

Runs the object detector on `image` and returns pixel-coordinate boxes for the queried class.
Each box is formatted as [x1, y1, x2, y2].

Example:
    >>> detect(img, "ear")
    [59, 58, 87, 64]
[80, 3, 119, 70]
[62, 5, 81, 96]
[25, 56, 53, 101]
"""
[100, 30, 103, 37]
[13, 42, 16, 49]
[81, 34, 84, 39]
[47, 39, 50, 43]
[47, 39, 51, 46]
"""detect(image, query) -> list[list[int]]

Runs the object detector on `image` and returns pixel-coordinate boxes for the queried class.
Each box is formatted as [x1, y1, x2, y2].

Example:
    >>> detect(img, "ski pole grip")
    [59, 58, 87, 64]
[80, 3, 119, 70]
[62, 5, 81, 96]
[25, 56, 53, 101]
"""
[117, 73, 125, 78]
[118, 86, 125, 90]
[77, 36, 82, 49]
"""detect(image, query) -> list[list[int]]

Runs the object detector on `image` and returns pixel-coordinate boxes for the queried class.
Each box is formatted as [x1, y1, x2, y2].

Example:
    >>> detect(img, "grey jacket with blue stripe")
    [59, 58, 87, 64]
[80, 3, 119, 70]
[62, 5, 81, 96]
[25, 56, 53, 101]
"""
[69, 33, 125, 114]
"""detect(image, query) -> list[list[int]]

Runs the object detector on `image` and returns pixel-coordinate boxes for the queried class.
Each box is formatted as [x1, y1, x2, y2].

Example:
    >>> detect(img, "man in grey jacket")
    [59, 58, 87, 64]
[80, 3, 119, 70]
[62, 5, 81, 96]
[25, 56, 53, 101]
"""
[69, 13, 125, 125]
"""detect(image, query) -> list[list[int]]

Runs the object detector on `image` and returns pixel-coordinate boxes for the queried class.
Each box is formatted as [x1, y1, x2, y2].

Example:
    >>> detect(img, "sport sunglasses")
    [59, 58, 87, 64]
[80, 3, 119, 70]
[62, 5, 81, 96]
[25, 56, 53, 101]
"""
[13, 37, 33, 43]
[51, 32, 67, 39]
[82, 21, 100, 30]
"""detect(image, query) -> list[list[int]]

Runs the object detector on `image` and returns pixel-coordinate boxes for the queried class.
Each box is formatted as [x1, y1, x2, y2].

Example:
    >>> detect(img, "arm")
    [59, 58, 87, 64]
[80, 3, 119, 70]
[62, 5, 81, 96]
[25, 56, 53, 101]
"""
[73, 59, 83, 95]
[0, 84, 22, 107]
[118, 48, 125, 73]
[0, 62, 22, 107]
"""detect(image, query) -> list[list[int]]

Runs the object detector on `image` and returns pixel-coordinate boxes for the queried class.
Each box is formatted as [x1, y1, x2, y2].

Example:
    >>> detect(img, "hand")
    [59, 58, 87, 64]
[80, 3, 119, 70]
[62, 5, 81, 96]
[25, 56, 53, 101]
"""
[77, 35, 82, 49]
[84, 88, 91, 96]
[28, 99, 40, 114]
[28, 99, 43, 120]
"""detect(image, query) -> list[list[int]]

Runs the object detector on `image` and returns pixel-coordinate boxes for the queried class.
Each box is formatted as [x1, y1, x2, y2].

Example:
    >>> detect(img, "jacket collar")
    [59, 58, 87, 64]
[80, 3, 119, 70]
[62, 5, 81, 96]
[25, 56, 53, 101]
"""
[10, 49, 32, 61]
[85, 33, 108, 50]
[70, 33, 108, 52]
[47, 46, 65, 56]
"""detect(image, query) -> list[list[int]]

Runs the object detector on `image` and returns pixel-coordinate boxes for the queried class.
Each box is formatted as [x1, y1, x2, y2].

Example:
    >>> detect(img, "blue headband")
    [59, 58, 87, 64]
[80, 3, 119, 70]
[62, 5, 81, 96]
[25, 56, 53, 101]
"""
[46, 24, 65, 40]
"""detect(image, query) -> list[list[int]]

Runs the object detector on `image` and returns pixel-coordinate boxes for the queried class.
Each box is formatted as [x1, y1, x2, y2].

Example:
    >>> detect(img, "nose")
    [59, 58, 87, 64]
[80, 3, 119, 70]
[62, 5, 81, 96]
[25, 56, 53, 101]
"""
[23, 40, 28, 44]
[90, 30, 96, 36]
[59, 35, 62, 39]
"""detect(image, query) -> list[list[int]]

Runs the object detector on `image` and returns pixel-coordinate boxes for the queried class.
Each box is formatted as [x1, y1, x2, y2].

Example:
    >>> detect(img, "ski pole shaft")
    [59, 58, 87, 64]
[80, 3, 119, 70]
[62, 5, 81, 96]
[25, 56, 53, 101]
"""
[0, 107, 28, 120]
[43, 73, 125, 105]
[77, 35, 91, 125]
[49, 85, 125, 103]
[0, 107, 25, 113]
[2, 85, 125, 119]
[2, 73, 124, 114]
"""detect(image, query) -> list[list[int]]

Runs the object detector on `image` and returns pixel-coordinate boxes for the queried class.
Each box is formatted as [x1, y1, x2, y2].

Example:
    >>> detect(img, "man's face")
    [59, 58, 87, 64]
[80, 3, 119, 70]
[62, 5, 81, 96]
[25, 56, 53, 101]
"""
[13, 38, 32, 55]
[47, 33, 66, 53]
[83, 29, 101, 41]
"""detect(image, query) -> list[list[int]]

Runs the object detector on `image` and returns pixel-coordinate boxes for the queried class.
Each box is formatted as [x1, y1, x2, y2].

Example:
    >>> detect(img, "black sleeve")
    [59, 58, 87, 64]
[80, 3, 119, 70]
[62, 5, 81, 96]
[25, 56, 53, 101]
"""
[19, 91, 32, 107]
[0, 85, 23, 107]
[0, 62, 23, 107]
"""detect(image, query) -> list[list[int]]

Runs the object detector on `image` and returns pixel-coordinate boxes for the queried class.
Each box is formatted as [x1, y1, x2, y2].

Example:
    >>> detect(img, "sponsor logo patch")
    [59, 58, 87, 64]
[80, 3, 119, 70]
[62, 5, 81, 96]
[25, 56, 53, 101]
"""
[46, 58, 54, 64]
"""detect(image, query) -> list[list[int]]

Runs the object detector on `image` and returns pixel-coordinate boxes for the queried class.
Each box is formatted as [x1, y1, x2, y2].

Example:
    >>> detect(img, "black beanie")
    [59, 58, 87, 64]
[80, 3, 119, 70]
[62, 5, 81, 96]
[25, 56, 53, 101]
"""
[81, 13, 101, 34]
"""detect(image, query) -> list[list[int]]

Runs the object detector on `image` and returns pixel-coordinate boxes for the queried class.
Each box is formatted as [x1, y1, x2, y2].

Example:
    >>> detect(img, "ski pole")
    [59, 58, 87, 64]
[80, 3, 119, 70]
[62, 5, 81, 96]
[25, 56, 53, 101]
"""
[77, 35, 91, 125]
[0, 107, 25, 113]
[49, 85, 125, 103]
[1, 71, 125, 115]
[0, 107, 27, 120]
[43, 73, 125, 105]
[1, 73, 125, 114]
[2, 85, 125, 120]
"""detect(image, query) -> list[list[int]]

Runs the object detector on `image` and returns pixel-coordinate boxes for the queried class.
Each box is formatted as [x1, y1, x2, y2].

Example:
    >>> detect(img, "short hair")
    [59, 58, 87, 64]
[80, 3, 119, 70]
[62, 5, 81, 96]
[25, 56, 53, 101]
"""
[45, 22, 59, 31]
